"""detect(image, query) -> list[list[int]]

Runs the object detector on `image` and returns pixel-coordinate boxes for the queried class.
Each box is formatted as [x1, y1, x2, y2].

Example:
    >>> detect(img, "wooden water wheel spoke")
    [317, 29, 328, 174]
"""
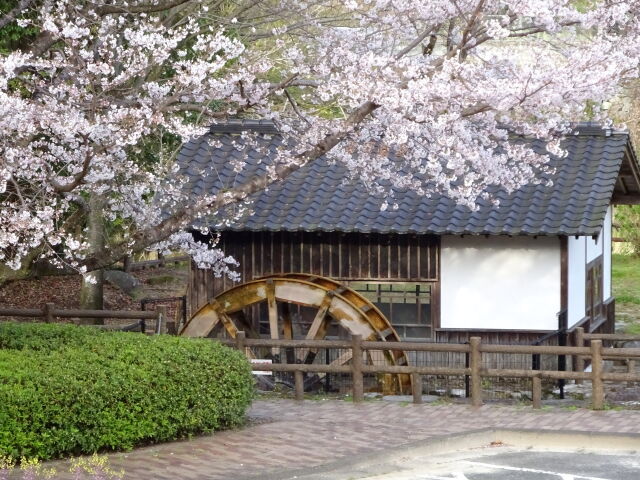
[232, 310, 260, 339]
[306, 292, 332, 339]
[212, 310, 255, 359]
[218, 311, 238, 337]
[314, 349, 353, 381]
[282, 303, 293, 339]
[298, 292, 332, 363]
[266, 279, 280, 356]
[281, 302, 295, 363]
[180, 274, 412, 394]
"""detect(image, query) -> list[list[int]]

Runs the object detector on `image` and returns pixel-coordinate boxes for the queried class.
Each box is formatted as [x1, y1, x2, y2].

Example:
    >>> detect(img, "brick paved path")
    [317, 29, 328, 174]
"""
[47, 399, 640, 479]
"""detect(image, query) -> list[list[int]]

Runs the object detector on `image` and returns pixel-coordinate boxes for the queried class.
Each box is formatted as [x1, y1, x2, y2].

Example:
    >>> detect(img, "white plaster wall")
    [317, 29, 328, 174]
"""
[568, 235, 586, 327]
[440, 236, 560, 330]
[603, 206, 612, 299]
[586, 222, 605, 262]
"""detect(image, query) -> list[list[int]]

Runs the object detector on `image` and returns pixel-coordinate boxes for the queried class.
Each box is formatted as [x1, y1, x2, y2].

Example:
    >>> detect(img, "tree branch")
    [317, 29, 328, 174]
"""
[284, 89, 311, 126]
[163, 103, 232, 116]
[394, 25, 438, 60]
[265, 79, 319, 88]
[94, 0, 193, 15]
[0, 0, 35, 30]
[459, 0, 485, 60]
[50, 152, 92, 193]
[25, 31, 55, 57]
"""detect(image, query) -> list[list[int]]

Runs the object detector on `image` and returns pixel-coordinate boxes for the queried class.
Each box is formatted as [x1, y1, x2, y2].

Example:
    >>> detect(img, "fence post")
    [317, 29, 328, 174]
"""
[181, 295, 188, 331]
[43, 303, 55, 323]
[123, 255, 132, 272]
[469, 337, 483, 407]
[294, 370, 304, 401]
[532, 374, 542, 409]
[165, 306, 177, 335]
[590, 339, 604, 410]
[628, 359, 636, 387]
[351, 334, 364, 402]
[166, 319, 177, 335]
[155, 305, 167, 335]
[412, 372, 423, 404]
[235, 330, 247, 356]
[575, 327, 585, 385]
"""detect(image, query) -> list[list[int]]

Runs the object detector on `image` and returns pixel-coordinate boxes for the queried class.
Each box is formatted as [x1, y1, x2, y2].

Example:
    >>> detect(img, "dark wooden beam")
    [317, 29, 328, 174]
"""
[431, 236, 441, 334]
[618, 176, 629, 195]
[560, 236, 568, 312]
[624, 144, 640, 192]
[611, 194, 640, 205]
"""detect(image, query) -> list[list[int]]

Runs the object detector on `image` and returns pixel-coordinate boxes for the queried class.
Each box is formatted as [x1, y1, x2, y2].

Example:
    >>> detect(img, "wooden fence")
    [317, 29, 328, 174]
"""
[574, 327, 640, 382]
[141, 296, 187, 330]
[2, 311, 639, 409]
[0, 304, 170, 334]
[223, 332, 640, 410]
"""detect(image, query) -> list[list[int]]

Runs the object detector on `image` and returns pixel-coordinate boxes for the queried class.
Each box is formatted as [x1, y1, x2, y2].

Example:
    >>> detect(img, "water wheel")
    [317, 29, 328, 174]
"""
[180, 274, 411, 394]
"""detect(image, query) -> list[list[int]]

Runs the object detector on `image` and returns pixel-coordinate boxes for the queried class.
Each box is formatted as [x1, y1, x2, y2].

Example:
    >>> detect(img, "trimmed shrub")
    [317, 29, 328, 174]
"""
[0, 323, 254, 460]
[0, 321, 104, 351]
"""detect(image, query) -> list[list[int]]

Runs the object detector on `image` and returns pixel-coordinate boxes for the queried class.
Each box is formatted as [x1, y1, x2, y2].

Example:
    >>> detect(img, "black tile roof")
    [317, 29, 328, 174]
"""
[176, 122, 632, 236]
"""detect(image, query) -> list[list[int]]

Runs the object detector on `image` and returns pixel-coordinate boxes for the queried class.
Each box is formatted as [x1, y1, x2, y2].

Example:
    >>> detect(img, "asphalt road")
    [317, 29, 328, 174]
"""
[285, 445, 640, 480]
[382, 450, 640, 480]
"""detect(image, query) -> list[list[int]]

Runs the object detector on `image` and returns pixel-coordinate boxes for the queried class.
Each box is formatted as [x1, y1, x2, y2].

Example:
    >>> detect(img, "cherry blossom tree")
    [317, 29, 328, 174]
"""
[1, 0, 640, 306]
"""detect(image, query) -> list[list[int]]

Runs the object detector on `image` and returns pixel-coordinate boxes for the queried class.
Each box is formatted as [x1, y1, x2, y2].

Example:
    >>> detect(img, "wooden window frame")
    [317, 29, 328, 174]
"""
[586, 255, 604, 323]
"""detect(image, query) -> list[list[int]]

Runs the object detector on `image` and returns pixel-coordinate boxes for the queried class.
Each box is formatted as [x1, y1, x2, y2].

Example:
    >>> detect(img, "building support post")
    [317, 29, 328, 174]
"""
[575, 327, 585, 384]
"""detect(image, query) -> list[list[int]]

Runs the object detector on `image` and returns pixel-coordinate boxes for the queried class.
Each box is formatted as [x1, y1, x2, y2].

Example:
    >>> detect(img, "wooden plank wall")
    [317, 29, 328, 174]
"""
[435, 330, 552, 346]
[434, 330, 559, 370]
[189, 231, 439, 316]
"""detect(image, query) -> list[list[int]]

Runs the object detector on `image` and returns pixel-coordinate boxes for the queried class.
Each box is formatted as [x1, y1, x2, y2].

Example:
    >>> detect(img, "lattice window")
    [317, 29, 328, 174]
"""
[347, 282, 433, 339]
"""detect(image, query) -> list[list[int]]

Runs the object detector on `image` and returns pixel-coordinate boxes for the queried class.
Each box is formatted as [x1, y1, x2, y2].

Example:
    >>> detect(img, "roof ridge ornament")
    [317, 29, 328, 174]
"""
[571, 121, 625, 137]
[209, 119, 278, 135]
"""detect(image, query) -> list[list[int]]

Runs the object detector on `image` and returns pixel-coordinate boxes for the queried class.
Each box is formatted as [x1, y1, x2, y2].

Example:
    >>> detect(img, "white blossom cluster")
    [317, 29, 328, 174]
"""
[0, 0, 262, 275]
[261, 0, 640, 208]
[1, 0, 640, 274]
[154, 232, 240, 281]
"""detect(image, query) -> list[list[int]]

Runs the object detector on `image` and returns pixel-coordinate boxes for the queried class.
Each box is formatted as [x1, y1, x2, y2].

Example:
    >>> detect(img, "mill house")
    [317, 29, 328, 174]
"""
[178, 121, 640, 351]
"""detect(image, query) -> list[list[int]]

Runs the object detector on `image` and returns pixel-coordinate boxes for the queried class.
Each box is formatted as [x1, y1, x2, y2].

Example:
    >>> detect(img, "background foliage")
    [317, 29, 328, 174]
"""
[614, 206, 640, 256]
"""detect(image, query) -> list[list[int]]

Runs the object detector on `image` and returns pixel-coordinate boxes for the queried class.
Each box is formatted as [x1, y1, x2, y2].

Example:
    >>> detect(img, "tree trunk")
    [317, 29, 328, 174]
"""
[80, 195, 105, 322]
[0, 247, 41, 288]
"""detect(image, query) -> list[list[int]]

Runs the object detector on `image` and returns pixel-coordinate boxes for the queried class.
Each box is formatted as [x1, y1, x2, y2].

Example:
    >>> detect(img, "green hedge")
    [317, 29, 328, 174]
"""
[0, 321, 104, 351]
[0, 323, 254, 460]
